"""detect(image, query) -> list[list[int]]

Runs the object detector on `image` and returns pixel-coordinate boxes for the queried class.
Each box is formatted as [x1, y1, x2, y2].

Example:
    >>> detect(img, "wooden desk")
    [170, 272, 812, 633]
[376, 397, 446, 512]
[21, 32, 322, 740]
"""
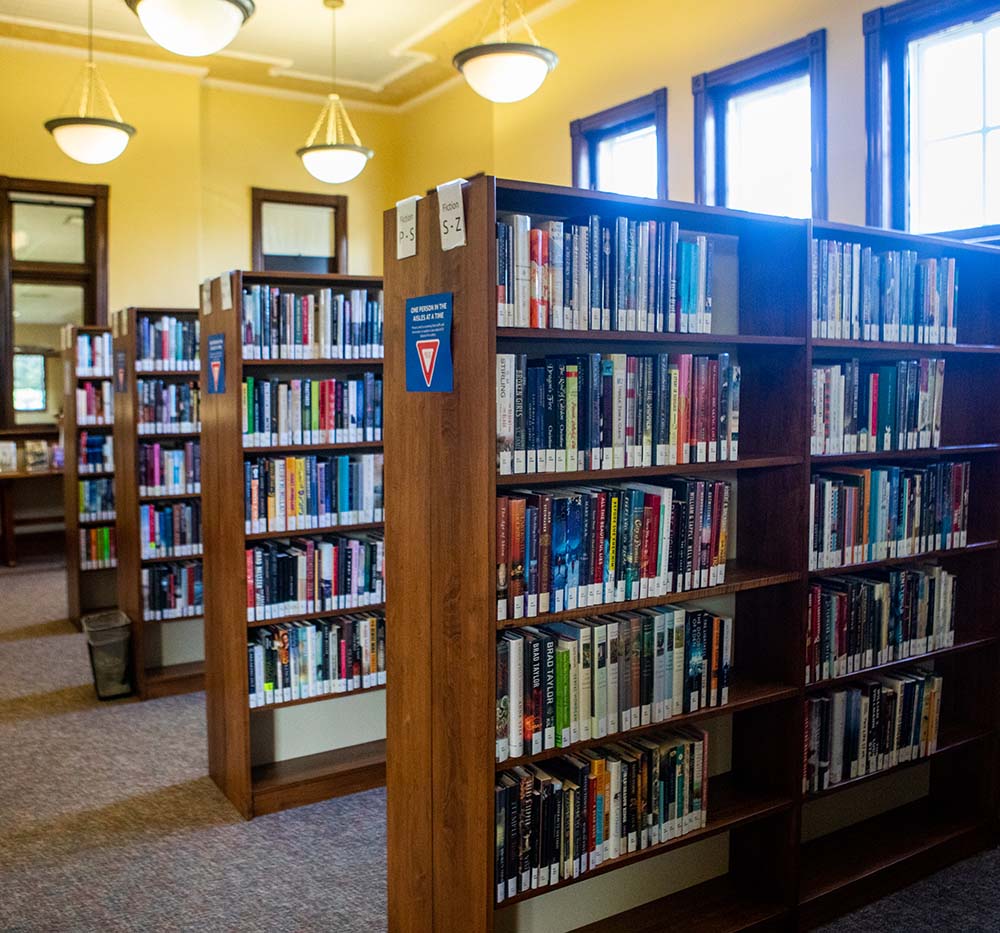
[0, 469, 64, 566]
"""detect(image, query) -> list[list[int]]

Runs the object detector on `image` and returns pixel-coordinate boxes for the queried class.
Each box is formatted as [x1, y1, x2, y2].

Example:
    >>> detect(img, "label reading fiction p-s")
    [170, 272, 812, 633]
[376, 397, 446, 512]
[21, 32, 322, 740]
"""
[405, 293, 453, 392]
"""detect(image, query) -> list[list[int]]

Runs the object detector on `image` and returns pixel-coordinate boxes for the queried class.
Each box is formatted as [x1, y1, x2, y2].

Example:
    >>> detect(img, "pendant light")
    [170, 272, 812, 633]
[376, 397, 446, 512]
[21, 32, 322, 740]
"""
[125, 0, 254, 58]
[297, 0, 373, 185]
[45, 0, 136, 164]
[453, 0, 558, 104]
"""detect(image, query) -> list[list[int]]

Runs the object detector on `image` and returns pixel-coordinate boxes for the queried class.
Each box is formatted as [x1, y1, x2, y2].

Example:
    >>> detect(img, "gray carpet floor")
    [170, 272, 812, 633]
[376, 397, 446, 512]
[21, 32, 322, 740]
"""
[0, 557, 995, 932]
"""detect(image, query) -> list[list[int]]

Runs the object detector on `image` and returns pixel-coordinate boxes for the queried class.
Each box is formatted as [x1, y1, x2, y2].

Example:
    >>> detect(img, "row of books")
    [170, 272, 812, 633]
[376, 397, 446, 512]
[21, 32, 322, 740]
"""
[138, 441, 200, 496]
[807, 565, 956, 684]
[811, 358, 945, 456]
[75, 331, 113, 377]
[497, 605, 732, 763]
[495, 725, 709, 902]
[242, 375, 382, 448]
[804, 668, 943, 793]
[134, 313, 200, 372]
[243, 453, 384, 534]
[809, 461, 969, 571]
[496, 214, 716, 335]
[76, 380, 114, 425]
[79, 526, 117, 570]
[496, 353, 741, 476]
[247, 612, 386, 707]
[79, 478, 115, 521]
[811, 239, 958, 344]
[140, 501, 202, 560]
[78, 432, 113, 474]
[141, 560, 203, 620]
[136, 379, 201, 434]
[0, 439, 60, 474]
[245, 531, 385, 622]
[241, 285, 384, 360]
[497, 479, 731, 622]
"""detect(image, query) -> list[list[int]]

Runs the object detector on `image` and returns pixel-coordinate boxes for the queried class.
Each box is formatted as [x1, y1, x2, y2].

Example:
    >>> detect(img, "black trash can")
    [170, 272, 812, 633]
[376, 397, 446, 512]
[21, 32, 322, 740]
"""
[82, 611, 133, 700]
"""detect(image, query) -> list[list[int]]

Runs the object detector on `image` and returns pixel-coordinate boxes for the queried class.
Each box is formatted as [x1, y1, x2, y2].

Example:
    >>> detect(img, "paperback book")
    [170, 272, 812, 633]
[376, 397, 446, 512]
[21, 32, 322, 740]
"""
[141, 560, 203, 620]
[136, 378, 201, 434]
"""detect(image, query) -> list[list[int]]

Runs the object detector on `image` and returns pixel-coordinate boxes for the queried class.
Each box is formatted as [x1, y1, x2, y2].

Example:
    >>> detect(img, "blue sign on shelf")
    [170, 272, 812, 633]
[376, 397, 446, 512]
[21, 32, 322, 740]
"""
[405, 292, 453, 393]
[207, 333, 225, 394]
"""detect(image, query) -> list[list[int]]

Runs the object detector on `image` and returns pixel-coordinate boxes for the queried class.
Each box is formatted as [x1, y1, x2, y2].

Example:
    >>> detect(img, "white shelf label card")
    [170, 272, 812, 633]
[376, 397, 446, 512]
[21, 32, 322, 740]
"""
[220, 273, 233, 312]
[396, 195, 420, 259]
[437, 178, 468, 251]
[200, 279, 212, 316]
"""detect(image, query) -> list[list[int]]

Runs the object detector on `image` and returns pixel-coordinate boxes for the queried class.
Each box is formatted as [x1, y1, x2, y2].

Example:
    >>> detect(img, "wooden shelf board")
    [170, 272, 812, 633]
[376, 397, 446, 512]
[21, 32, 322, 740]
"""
[243, 440, 382, 454]
[497, 564, 802, 631]
[812, 443, 1000, 464]
[77, 469, 114, 478]
[80, 564, 117, 572]
[808, 540, 998, 578]
[497, 456, 802, 487]
[144, 612, 204, 624]
[251, 738, 386, 816]
[78, 516, 116, 526]
[250, 683, 385, 713]
[799, 799, 989, 912]
[0, 469, 64, 480]
[143, 660, 205, 699]
[498, 328, 805, 347]
[247, 603, 385, 629]
[239, 269, 384, 287]
[138, 491, 201, 502]
[141, 552, 203, 564]
[242, 358, 383, 367]
[246, 520, 384, 541]
[569, 875, 788, 933]
[803, 723, 991, 802]
[135, 369, 201, 377]
[136, 430, 200, 439]
[498, 774, 792, 909]
[77, 374, 112, 381]
[812, 339, 1000, 355]
[806, 632, 999, 692]
[497, 680, 799, 771]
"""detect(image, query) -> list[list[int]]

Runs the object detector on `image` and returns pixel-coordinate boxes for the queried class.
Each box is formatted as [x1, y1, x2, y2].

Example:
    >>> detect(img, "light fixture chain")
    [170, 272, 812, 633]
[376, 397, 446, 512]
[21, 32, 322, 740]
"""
[92, 66, 125, 123]
[88, 0, 94, 64]
[512, 0, 541, 46]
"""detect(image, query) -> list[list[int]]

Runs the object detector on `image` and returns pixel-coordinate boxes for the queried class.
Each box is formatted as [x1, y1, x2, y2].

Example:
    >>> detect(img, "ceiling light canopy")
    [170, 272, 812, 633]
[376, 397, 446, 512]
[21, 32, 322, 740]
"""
[298, 1, 373, 185]
[46, 1, 135, 164]
[453, 0, 558, 103]
[125, 0, 255, 57]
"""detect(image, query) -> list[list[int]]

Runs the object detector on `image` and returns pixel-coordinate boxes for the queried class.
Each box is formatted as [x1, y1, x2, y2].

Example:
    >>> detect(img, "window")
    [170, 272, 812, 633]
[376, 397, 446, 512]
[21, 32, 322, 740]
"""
[13, 354, 46, 412]
[251, 188, 348, 273]
[693, 30, 827, 218]
[570, 89, 668, 200]
[864, 0, 1000, 230]
[0, 177, 107, 427]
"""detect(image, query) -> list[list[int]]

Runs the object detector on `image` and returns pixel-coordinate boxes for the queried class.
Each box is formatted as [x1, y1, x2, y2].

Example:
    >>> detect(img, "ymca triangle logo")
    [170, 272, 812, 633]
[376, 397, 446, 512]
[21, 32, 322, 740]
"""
[211, 361, 221, 391]
[416, 338, 440, 387]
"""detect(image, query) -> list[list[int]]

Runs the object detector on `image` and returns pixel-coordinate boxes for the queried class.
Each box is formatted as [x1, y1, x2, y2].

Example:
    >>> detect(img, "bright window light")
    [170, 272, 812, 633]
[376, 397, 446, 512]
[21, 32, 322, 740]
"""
[909, 12, 1000, 232]
[13, 354, 46, 412]
[724, 73, 812, 217]
[596, 124, 659, 199]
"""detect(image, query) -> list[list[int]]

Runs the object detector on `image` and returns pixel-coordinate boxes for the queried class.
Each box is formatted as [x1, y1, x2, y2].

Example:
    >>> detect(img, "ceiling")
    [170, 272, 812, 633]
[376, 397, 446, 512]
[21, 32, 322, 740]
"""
[0, 0, 568, 107]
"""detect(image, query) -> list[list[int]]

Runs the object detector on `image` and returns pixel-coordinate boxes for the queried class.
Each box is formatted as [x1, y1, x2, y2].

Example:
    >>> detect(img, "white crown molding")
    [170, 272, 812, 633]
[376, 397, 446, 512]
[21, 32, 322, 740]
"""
[201, 77, 398, 114]
[0, 34, 209, 75]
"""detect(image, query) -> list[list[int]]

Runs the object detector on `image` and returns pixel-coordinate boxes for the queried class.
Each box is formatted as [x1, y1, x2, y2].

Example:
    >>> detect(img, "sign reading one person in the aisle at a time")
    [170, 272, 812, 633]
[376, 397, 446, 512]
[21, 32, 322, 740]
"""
[405, 293, 453, 393]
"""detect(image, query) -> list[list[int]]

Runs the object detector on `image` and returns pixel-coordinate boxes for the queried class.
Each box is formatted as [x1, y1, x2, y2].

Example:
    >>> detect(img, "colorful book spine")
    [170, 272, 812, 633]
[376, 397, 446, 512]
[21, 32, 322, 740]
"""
[79, 525, 117, 569]
[140, 500, 203, 559]
[140, 560, 203, 620]
[135, 314, 200, 372]
[136, 379, 200, 434]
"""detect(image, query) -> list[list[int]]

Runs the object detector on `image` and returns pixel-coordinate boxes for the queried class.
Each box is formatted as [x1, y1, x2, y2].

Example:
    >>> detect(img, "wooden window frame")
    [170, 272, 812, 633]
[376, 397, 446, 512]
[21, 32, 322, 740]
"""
[251, 187, 348, 274]
[864, 0, 1000, 229]
[0, 176, 108, 429]
[570, 89, 669, 200]
[692, 29, 828, 218]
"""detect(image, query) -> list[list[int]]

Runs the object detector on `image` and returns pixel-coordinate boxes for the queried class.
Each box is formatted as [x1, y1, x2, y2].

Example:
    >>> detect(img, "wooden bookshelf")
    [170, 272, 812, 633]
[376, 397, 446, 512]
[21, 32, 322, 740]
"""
[60, 324, 116, 628]
[111, 308, 205, 700]
[382, 177, 1000, 932]
[200, 270, 386, 819]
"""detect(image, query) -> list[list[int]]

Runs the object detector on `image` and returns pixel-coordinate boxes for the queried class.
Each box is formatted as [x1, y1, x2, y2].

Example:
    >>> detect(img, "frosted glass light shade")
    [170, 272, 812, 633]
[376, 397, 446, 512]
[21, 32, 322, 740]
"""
[453, 42, 558, 103]
[126, 0, 254, 57]
[44, 117, 135, 164]
[298, 144, 373, 184]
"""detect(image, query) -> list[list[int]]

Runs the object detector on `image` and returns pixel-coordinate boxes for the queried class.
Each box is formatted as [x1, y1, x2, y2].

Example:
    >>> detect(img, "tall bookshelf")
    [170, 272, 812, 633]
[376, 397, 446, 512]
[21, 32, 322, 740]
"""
[111, 307, 206, 700]
[200, 270, 387, 819]
[61, 324, 117, 629]
[382, 177, 1000, 932]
